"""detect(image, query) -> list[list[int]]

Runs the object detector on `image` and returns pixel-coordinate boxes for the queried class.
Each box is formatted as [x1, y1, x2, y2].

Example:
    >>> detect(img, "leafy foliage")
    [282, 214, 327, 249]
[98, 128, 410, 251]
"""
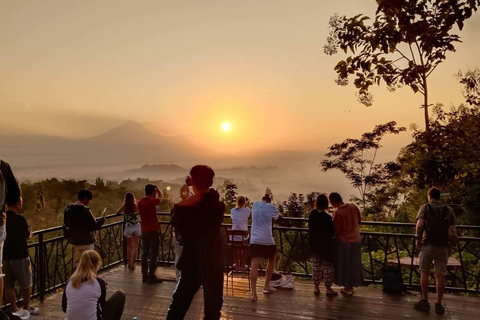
[324, 0, 480, 130]
[217, 179, 238, 213]
[457, 68, 480, 107]
[321, 121, 405, 215]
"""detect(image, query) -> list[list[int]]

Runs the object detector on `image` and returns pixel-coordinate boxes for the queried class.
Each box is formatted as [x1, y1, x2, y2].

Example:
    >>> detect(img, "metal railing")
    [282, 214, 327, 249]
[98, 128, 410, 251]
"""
[25, 212, 480, 303]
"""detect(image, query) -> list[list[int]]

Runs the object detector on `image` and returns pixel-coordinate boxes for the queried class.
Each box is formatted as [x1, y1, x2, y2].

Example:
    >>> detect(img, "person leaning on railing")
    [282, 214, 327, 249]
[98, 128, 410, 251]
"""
[64, 189, 106, 256]
[329, 192, 363, 296]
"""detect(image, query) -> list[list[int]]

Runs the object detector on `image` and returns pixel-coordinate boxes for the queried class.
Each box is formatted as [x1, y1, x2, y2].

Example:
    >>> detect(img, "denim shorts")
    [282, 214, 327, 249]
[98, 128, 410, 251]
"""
[124, 223, 141, 238]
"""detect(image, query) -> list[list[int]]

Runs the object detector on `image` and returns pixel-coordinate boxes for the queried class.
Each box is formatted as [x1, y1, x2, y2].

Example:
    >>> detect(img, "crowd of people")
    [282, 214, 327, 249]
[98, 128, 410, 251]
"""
[0, 158, 458, 319]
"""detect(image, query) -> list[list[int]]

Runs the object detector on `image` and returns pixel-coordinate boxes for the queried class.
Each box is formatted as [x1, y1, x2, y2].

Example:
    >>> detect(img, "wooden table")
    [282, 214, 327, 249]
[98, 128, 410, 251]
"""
[388, 256, 461, 286]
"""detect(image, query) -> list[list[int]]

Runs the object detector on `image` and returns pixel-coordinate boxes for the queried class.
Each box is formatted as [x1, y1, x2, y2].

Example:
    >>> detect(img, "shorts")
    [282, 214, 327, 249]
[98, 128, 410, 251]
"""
[124, 223, 141, 238]
[4, 257, 33, 290]
[250, 244, 276, 259]
[0, 225, 6, 268]
[419, 244, 449, 274]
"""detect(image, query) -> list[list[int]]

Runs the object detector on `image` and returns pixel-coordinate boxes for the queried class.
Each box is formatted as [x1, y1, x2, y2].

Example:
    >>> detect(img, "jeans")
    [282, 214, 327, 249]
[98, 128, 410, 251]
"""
[141, 231, 159, 278]
[166, 260, 224, 320]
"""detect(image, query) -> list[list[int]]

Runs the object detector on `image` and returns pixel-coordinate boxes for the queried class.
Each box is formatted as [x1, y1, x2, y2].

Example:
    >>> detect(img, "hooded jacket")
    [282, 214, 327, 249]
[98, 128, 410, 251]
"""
[171, 188, 225, 273]
[64, 204, 105, 245]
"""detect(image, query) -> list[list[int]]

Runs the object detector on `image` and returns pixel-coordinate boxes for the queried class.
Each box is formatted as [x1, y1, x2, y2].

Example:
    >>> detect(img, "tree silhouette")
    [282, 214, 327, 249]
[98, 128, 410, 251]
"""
[324, 0, 480, 131]
[321, 121, 405, 216]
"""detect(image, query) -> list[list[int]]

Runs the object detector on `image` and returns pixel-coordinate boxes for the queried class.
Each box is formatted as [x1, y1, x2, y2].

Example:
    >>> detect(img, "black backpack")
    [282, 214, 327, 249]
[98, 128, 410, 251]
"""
[0, 311, 22, 320]
[382, 266, 404, 294]
[425, 204, 450, 246]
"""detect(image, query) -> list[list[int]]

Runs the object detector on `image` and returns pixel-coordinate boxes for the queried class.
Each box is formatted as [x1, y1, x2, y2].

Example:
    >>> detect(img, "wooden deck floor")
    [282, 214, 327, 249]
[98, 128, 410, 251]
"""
[30, 265, 479, 320]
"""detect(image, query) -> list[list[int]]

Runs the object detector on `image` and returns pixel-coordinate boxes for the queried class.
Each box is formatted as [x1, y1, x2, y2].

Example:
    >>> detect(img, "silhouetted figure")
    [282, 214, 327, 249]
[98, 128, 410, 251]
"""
[249, 193, 282, 302]
[138, 184, 163, 284]
[173, 184, 192, 282]
[414, 187, 456, 315]
[308, 194, 337, 296]
[167, 165, 225, 320]
[230, 196, 251, 271]
[329, 192, 363, 296]
[64, 190, 106, 256]
[0, 159, 20, 307]
[3, 187, 39, 315]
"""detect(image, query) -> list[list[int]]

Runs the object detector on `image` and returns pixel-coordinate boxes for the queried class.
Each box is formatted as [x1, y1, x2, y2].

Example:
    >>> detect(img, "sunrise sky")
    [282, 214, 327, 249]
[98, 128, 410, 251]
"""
[1, 0, 480, 154]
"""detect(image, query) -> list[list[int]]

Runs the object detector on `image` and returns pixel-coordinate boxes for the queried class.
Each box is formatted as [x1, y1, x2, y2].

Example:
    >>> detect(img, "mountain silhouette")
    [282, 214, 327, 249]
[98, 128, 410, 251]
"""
[0, 121, 207, 166]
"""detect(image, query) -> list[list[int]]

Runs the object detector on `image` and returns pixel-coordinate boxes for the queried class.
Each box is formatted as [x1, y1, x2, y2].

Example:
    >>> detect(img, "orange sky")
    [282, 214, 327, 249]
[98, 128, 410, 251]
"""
[1, 0, 480, 155]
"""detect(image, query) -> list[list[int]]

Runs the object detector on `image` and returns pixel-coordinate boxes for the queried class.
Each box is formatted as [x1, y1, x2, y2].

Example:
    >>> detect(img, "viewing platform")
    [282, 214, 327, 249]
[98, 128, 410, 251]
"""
[13, 212, 480, 319]
[32, 265, 479, 319]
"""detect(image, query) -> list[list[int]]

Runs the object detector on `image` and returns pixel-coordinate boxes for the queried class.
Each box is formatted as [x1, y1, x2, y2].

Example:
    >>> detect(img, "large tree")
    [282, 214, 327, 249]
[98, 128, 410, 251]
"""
[324, 0, 480, 131]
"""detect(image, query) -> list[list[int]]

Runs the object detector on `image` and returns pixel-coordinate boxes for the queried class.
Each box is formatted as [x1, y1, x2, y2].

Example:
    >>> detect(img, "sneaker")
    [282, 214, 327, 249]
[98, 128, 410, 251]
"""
[28, 307, 40, 316]
[435, 303, 445, 315]
[147, 275, 163, 284]
[414, 300, 430, 312]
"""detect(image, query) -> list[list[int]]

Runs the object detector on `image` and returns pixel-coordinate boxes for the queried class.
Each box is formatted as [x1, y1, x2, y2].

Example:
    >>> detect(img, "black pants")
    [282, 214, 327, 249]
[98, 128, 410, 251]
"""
[141, 231, 159, 279]
[103, 290, 126, 320]
[166, 264, 224, 320]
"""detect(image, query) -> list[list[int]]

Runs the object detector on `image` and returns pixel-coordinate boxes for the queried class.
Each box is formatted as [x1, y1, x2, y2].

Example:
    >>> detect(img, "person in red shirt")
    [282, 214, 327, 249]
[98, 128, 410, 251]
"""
[329, 192, 363, 296]
[138, 184, 163, 284]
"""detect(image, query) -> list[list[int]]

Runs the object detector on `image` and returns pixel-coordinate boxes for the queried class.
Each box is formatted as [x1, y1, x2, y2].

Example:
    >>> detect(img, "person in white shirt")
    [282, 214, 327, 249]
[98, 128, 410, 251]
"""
[230, 196, 251, 271]
[249, 194, 282, 302]
[62, 250, 125, 320]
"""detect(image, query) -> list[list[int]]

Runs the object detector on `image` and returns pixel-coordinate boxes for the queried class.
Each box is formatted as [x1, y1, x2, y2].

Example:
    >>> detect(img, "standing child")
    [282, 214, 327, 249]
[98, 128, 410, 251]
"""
[3, 193, 39, 315]
[308, 194, 337, 296]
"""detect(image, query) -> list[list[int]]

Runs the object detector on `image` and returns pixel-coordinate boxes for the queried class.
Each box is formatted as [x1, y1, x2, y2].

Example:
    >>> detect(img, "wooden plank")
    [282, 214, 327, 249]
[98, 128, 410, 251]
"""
[29, 265, 479, 320]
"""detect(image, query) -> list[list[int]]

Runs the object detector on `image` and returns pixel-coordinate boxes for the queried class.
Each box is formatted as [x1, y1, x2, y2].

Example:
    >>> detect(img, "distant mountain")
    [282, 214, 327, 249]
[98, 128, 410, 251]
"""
[0, 121, 209, 166]
[122, 164, 189, 180]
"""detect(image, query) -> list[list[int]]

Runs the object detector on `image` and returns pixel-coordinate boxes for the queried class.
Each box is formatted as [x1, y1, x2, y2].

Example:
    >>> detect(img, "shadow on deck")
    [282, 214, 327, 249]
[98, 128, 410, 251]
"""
[31, 265, 478, 320]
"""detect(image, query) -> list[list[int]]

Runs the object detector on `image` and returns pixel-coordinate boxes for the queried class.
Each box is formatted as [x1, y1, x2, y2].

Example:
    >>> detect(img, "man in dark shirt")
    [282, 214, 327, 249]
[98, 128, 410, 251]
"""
[138, 184, 163, 284]
[166, 165, 226, 320]
[3, 192, 39, 315]
[64, 189, 106, 256]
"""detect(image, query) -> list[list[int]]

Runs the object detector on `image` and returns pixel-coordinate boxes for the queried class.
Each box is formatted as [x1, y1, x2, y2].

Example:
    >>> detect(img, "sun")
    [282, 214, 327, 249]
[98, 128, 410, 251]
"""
[221, 122, 231, 131]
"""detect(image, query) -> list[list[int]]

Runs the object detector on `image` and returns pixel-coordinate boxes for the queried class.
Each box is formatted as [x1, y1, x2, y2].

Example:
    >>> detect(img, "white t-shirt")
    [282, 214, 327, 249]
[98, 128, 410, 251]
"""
[250, 201, 279, 245]
[230, 207, 251, 241]
[64, 279, 102, 320]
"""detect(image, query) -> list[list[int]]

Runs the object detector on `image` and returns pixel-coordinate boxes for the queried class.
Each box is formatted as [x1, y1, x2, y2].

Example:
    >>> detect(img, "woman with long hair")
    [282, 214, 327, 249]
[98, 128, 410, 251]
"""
[172, 184, 192, 281]
[115, 192, 140, 270]
[308, 194, 337, 296]
[230, 196, 251, 271]
[62, 250, 125, 320]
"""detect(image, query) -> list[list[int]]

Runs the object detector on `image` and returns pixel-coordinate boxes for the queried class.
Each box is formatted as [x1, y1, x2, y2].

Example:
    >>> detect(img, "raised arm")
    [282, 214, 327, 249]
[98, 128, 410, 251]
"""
[115, 204, 125, 215]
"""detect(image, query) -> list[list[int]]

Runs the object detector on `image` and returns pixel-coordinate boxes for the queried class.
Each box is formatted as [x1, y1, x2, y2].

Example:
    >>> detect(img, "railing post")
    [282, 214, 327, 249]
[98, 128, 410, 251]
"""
[38, 233, 46, 301]
[122, 218, 128, 265]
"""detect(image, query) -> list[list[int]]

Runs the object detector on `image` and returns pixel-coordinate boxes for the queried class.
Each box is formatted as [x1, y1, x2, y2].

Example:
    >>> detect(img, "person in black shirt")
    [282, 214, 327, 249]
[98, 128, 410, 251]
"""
[308, 194, 337, 296]
[3, 192, 39, 315]
[64, 190, 106, 257]
[166, 165, 226, 320]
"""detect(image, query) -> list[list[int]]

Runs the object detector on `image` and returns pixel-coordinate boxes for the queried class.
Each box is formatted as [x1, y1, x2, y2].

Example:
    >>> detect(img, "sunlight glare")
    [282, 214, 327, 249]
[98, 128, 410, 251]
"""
[221, 122, 231, 131]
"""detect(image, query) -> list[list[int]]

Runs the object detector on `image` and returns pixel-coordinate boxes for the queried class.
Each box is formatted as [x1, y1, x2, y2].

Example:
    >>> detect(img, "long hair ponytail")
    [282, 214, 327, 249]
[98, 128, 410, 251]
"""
[70, 250, 101, 289]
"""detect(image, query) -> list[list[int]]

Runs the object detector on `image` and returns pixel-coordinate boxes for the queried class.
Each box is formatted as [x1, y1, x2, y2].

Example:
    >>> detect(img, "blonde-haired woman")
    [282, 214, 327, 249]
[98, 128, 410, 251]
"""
[62, 250, 125, 320]
[230, 196, 251, 271]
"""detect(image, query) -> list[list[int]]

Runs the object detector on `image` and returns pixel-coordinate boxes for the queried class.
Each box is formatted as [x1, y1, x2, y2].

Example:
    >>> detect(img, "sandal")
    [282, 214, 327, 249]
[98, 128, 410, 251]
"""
[326, 290, 338, 296]
[263, 287, 277, 294]
[340, 288, 354, 296]
[250, 293, 258, 302]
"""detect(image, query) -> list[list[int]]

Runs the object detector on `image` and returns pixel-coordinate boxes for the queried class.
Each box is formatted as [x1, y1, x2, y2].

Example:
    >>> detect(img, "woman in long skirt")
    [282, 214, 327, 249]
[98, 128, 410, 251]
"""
[328, 192, 363, 295]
